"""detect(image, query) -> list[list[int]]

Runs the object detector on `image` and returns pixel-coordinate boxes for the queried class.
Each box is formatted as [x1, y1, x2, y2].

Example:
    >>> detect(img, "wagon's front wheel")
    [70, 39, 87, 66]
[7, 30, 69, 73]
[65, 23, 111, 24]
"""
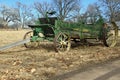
[54, 32, 71, 53]
[103, 22, 118, 47]
[24, 31, 38, 48]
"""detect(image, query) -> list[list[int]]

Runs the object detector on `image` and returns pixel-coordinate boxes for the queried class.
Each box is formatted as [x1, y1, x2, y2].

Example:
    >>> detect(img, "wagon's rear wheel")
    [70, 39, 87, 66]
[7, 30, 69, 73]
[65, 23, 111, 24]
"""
[103, 22, 118, 47]
[24, 31, 38, 48]
[54, 32, 71, 53]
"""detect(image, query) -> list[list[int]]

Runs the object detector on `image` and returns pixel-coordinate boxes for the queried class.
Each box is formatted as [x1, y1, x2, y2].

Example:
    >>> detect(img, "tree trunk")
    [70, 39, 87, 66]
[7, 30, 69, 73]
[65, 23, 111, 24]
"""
[110, 15, 115, 22]
[3, 21, 8, 28]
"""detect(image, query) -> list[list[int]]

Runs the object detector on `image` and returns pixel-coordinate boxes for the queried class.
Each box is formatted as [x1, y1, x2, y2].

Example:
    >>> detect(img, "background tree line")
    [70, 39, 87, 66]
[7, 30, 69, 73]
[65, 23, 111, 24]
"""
[0, 0, 120, 29]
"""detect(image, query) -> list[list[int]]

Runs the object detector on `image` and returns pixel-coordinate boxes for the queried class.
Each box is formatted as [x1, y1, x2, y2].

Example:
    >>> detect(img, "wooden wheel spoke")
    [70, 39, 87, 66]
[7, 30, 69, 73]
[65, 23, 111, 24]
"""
[58, 34, 63, 41]
[63, 45, 67, 49]
[56, 43, 62, 48]
[63, 35, 68, 41]
[57, 37, 61, 42]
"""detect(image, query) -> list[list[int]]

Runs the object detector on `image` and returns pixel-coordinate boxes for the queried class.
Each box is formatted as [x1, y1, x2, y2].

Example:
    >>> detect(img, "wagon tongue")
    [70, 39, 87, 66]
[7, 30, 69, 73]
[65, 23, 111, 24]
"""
[0, 38, 30, 51]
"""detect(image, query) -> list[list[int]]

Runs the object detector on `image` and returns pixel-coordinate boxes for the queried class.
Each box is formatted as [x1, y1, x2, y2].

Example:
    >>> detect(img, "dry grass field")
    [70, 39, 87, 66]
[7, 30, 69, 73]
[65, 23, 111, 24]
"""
[0, 30, 120, 80]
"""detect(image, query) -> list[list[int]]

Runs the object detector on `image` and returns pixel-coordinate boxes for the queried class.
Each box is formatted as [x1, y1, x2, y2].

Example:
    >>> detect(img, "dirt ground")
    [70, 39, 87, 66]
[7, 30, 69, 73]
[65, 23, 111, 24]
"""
[0, 30, 120, 80]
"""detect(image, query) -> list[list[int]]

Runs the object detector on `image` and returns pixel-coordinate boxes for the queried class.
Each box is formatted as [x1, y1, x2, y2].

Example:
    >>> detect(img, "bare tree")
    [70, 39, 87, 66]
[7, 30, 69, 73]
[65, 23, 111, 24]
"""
[16, 1, 34, 28]
[76, 3, 102, 24]
[53, 0, 81, 20]
[0, 5, 19, 28]
[86, 3, 102, 23]
[114, 12, 120, 21]
[99, 0, 120, 21]
[0, 17, 4, 28]
[77, 12, 88, 23]
[34, 2, 54, 17]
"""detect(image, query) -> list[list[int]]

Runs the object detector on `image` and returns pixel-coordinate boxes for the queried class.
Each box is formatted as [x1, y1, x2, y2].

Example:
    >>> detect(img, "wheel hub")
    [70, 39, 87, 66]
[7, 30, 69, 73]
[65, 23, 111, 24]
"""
[60, 41, 67, 45]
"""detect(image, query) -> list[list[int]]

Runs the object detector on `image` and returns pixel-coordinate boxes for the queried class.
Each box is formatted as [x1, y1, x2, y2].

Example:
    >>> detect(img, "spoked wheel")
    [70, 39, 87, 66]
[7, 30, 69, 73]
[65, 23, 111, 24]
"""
[24, 31, 38, 48]
[103, 22, 118, 47]
[54, 32, 71, 53]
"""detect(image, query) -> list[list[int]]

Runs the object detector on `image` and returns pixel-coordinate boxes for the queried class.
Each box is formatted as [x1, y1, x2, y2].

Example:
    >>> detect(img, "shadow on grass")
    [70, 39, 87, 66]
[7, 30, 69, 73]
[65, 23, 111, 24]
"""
[49, 57, 120, 80]
[0, 43, 55, 54]
[71, 40, 104, 48]
[0, 41, 105, 54]
[94, 67, 120, 80]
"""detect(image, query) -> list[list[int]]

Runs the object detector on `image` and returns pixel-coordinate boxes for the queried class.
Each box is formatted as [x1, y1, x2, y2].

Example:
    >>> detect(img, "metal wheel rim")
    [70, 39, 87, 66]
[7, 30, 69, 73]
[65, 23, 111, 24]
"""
[106, 31, 116, 47]
[54, 32, 71, 53]
[24, 31, 38, 48]
[105, 22, 118, 47]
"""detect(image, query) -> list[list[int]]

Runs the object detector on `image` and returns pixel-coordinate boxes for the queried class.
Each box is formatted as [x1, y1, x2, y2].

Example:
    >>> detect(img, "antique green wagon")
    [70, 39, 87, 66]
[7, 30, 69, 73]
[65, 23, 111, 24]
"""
[24, 12, 118, 53]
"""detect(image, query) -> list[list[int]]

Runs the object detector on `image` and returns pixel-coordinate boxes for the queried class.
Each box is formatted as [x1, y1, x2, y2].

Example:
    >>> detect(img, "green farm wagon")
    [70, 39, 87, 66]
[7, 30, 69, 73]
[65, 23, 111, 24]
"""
[23, 12, 118, 53]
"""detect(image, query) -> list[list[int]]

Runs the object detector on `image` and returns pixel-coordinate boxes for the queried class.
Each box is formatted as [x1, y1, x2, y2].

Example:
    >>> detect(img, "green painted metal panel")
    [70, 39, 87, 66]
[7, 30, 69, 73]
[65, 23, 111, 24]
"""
[54, 19, 103, 39]
[28, 15, 105, 42]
